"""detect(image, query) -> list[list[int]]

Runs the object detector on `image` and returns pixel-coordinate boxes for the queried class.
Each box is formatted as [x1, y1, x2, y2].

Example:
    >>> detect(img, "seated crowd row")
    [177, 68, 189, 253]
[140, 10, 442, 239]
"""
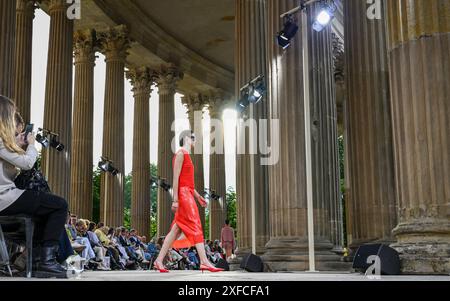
[65, 214, 228, 271]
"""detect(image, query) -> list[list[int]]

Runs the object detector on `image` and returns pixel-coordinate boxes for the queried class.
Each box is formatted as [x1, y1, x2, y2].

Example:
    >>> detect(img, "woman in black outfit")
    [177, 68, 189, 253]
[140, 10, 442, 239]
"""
[0, 95, 68, 278]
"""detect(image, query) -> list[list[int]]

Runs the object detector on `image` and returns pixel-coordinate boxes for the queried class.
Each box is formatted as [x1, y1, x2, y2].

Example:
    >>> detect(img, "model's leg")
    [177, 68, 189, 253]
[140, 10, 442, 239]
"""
[155, 224, 181, 264]
[194, 242, 215, 267]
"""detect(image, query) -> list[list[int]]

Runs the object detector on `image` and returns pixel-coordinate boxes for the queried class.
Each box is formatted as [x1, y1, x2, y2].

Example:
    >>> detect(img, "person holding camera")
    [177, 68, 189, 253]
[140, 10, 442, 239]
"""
[0, 95, 68, 278]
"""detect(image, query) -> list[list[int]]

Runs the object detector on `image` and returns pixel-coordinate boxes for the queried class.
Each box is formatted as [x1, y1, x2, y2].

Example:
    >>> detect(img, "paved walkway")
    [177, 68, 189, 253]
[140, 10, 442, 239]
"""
[1, 270, 449, 281]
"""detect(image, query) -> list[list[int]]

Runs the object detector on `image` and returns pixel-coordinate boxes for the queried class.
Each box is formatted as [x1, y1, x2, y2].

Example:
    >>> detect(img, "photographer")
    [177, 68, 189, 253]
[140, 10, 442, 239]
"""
[0, 95, 68, 278]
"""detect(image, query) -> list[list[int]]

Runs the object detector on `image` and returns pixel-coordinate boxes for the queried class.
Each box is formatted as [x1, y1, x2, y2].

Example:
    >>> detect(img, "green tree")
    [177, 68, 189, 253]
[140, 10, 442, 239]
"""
[226, 187, 237, 230]
[204, 209, 209, 240]
[92, 163, 158, 234]
[92, 168, 101, 222]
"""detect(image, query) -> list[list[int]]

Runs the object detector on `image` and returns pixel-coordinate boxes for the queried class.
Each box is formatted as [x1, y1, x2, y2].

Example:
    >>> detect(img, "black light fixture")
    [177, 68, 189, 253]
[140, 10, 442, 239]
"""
[151, 176, 172, 192]
[277, 14, 299, 49]
[98, 157, 119, 176]
[36, 128, 65, 152]
[49, 135, 64, 152]
[203, 188, 221, 201]
[236, 75, 266, 113]
[276, 0, 336, 47]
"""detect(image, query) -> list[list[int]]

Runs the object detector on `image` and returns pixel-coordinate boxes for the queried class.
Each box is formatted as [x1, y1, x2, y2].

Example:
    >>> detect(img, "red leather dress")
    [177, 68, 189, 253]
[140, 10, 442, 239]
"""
[170, 148, 204, 249]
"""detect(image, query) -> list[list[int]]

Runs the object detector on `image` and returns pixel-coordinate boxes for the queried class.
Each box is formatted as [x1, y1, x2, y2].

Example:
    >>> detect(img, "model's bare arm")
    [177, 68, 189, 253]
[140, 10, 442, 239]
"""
[172, 151, 184, 212]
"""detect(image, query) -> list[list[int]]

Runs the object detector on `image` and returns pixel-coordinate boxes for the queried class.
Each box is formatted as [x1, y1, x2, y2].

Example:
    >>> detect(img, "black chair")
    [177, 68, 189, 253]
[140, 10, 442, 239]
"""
[0, 215, 34, 278]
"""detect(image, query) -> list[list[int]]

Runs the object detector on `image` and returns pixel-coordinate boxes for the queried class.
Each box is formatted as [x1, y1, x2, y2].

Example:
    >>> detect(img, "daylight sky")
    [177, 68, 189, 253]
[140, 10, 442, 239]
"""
[30, 10, 237, 191]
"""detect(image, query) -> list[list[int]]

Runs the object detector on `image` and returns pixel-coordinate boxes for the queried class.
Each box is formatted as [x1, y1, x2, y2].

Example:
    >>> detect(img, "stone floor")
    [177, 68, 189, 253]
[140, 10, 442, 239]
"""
[1, 270, 449, 281]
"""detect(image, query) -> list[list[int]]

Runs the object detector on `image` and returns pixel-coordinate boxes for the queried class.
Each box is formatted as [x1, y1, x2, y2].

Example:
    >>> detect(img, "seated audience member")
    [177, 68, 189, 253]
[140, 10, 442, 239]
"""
[95, 226, 124, 270]
[205, 240, 221, 263]
[213, 239, 224, 259]
[118, 227, 141, 263]
[0, 99, 68, 278]
[85, 221, 109, 270]
[129, 229, 147, 249]
[111, 227, 131, 264]
[74, 219, 98, 267]
[147, 238, 158, 258]
[187, 247, 200, 269]
[129, 229, 151, 263]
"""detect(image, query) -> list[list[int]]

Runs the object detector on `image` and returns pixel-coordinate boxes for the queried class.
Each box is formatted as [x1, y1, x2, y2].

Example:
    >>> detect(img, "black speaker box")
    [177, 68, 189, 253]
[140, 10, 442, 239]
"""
[352, 244, 400, 275]
[240, 253, 264, 272]
[215, 258, 230, 271]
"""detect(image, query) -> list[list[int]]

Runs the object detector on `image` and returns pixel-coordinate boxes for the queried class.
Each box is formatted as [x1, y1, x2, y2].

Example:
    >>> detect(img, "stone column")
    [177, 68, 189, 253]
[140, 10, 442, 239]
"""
[156, 64, 183, 237]
[208, 92, 227, 241]
[98, 25, 130, 227]
[0, 0, 15, 98]
[262, 0, 307, 271]
[14, 0, 36, 121]
[70, 29, 97, 219]
[331, 34, 346, 250]
[128, 66, 156, 239]
[42, 0, 74, 201]
[235, 0, 270, 256]
[332, 34, 345, 137]
[308, 2, 344, 259]
[262, 1, 347, 271]
[182, 93, 207, 230]
[344, 0, 397, 249]
[386, 0, 450, 274]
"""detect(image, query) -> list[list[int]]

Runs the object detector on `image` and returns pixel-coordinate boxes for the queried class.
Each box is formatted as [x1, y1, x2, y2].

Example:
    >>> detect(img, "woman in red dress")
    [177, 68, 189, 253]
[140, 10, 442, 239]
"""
[153, 130, 224, 273]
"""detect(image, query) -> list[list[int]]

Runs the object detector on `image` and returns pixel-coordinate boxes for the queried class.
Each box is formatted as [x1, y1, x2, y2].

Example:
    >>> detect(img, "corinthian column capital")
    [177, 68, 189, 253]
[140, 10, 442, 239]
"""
[182, 93, 208, 113]
[207, 89, 226, 119]
[97, 25, 131, 62]
[41, 0, 68, 12]
[126, 66, 158, 97]
[17, 0, 37, 17]
[156, 63, 183, 95]
[73, 29, 97, 65]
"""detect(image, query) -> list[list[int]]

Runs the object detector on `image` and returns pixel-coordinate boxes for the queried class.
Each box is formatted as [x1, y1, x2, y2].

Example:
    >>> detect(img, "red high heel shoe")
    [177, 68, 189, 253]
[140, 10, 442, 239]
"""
[200, 264, 224, 273]
[153, 260, 169, 273]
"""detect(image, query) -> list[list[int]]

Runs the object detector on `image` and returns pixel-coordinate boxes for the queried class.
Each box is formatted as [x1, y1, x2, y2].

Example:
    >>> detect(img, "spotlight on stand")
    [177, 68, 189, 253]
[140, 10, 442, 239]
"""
[277, 14, 299, 49]
[98, 157, 119, 176]
[247, 75, 266, 104]
[36, 128, 65, 152]
[50, 135, 64, 152]
[151, 176, 173, 199]
[312, 1, 336, 32]
[158, 178, 172, 192]
[204, 188, 221, 201]
[36, 129, 49, 148]
[236, 75, 266, 113]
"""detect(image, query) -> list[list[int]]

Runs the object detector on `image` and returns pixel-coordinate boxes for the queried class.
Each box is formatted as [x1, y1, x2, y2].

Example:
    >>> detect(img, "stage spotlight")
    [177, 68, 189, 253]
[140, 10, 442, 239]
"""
[50, 135, 64, 152]
[247, 76, 266, 104]
[237, 75, 266, 113]
[312, 2, 336, 32]
[236, 92, 250, 113]
[35, 128, 65, 151]
[158, 178, 172, 192]
[36, 131, 49, 148]
[98, 157, 119, 176]
[277, 15, 298, 49]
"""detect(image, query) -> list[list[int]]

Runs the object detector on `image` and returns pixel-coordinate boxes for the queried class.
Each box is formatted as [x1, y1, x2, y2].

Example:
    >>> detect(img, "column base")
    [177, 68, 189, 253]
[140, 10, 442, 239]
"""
[392, 220, 450, 275]
[260, 238, 352, 272]
[390, 242, 450, 275]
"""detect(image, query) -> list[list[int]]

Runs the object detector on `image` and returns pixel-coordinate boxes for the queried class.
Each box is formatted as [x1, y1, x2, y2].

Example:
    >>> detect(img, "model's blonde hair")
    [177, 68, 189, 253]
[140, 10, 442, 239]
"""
[0, 95, 25, 154]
